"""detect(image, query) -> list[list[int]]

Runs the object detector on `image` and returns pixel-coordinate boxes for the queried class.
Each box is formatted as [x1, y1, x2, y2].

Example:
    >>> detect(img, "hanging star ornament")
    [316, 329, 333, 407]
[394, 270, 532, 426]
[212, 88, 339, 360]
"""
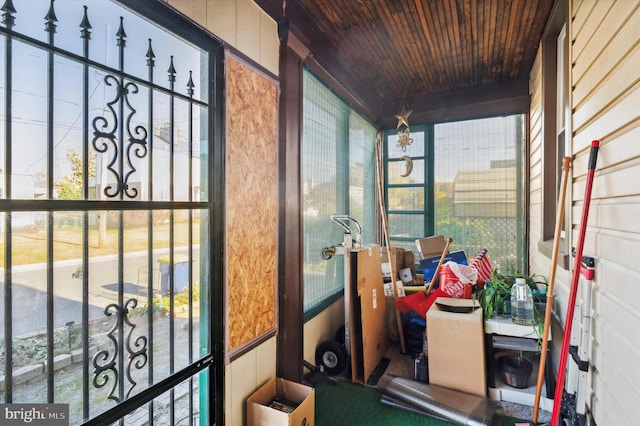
[395, 106, 413, 152]
[395, 107, 412, 129]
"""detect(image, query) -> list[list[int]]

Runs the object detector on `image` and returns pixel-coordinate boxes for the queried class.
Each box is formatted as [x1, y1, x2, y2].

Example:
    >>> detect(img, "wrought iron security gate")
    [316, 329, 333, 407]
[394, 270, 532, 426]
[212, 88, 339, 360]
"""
[0, 1, 223, 424]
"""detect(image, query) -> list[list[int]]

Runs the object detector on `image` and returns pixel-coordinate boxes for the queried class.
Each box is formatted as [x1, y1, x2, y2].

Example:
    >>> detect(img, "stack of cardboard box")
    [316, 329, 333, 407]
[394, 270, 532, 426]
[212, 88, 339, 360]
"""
[415, 236, 487, 397]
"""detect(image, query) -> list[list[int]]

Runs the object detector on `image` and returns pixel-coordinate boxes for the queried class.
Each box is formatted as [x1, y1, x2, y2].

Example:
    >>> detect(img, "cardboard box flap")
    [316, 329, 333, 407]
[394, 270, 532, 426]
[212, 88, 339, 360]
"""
[276, 378, 312, 405]
[247, 378, 277, 405]
[435, 297, 480, 313]
[415, 235, 446, 259]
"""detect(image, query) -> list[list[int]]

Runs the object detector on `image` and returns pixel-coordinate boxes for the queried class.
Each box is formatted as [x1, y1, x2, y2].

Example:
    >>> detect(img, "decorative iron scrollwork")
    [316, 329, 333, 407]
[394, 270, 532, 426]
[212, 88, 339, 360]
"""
[124, 299, 148, 398]
[92, 303, 120, 402]
[92, 74, 148, 199]
[92, 299, 148, 403]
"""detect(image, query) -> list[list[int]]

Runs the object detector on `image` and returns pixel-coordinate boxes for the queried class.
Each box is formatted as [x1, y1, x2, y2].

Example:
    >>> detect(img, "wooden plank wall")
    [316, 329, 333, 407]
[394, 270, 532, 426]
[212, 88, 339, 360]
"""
[225, 53, 279, 356]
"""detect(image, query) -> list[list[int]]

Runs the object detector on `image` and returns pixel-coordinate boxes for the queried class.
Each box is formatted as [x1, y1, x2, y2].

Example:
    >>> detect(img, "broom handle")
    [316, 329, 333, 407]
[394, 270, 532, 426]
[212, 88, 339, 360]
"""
[425, 237, 453, 294]
[551, 141, 599, 425]
[375, 133, 407, 354]
[532, 157, 571, 423]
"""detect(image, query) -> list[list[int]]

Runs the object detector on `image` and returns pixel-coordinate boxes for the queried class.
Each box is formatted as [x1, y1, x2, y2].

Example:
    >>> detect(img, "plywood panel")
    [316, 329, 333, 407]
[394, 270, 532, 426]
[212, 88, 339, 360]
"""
[225, 53, 279, 353]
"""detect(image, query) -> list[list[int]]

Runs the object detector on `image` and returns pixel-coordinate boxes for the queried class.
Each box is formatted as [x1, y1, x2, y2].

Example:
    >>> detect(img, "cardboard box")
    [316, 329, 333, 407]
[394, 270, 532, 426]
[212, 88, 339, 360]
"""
[426, 298, 486, 396]
[349, 245, 389, 384]
[403, 250, 416, 279]
[420, 250, 468, 283]
[247, 377, 315, 426]
[380, 247, 404, 279]
[415, 235, 447, 259]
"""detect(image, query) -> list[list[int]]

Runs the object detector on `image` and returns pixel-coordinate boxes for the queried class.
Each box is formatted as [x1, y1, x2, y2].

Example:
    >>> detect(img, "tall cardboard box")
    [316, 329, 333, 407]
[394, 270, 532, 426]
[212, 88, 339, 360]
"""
[349, 245, 389, 384]
[426, 298, 486, 396]
[246, 377, 315, 426]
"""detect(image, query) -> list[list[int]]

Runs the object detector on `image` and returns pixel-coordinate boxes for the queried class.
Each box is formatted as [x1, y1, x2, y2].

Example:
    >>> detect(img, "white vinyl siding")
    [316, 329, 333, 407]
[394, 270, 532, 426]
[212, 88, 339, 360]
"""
[530, 1, 640, 424]
[528, 47, 543, 249]
[570, 2, 640, 425]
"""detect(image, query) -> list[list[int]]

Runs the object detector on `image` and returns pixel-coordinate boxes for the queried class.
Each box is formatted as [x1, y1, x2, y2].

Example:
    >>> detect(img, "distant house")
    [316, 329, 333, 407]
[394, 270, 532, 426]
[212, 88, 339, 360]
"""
[453, 166, 517, 218]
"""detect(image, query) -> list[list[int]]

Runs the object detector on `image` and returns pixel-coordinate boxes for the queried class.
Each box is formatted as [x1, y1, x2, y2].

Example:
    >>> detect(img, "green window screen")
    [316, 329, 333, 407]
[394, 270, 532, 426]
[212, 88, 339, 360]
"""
[433, 115, 526, 272]
[349, 111, 377, 246]
[302, 70, 376, 317]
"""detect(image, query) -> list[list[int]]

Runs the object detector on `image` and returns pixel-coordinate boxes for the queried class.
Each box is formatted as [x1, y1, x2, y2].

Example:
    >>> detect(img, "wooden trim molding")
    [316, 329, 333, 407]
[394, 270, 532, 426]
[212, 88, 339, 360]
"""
[277, 20, 305, 382]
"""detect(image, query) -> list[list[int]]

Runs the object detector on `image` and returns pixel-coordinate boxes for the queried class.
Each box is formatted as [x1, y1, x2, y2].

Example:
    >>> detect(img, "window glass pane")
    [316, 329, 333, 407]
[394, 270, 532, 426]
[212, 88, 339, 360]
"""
[5, 0, 208, 101]
[152, 92, 172, 201]
[0, 1, 214, 423]
[172, 99, 191, 201]
[388, 213, 424, 240]
[384, 127, 428, 256]
[11, 41, 48, 198]
[388, 159, 424, 185]
[302, 72, 344, 312]
[0, 209, 208, 423]
[193, 105, 207, 202]
[387, 130, 424, 159]
[387, 187, 424, 211]
[53, 56, 85, 200]
[349, 111, 376, 246]
[123, 371, 208, 426]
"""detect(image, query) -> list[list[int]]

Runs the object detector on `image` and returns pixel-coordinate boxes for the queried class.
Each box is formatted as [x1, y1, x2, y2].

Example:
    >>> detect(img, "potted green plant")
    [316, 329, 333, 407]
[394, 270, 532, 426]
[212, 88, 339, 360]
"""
[474, 266, 547, 338]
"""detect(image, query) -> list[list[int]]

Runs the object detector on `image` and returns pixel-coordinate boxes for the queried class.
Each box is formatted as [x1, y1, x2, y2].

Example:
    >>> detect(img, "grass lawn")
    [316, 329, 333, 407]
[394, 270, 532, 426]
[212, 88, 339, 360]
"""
[2, 217, 200, 266]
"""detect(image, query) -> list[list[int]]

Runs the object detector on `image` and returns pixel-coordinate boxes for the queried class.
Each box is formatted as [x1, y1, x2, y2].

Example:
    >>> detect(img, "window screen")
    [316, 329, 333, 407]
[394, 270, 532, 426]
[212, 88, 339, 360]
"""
[302, 70, 376, 317]
[434, 115, 526, 272]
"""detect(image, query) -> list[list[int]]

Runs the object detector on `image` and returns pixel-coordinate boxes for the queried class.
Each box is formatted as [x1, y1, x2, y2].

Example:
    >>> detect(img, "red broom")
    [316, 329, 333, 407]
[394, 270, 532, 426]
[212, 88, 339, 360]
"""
[550, 140, 599, 425]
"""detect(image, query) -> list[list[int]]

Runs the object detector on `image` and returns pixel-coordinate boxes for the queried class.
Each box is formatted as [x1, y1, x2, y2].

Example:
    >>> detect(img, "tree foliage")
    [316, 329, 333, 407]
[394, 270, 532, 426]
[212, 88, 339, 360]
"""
[56, 149, 96, 200]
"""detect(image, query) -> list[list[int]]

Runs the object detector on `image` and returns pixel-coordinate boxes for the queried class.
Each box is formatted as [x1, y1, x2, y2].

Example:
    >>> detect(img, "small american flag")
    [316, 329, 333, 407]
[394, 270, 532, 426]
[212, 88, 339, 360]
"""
[471, 248, 492, 288]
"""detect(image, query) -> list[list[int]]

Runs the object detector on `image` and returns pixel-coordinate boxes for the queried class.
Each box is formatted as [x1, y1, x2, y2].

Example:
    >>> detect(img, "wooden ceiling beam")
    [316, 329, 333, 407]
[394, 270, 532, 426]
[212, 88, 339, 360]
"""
[379, 77, 530, 128]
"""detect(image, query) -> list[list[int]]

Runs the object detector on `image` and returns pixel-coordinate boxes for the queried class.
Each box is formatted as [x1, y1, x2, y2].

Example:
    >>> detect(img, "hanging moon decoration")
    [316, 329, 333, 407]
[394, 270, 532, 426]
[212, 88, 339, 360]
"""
[400, 155, 413, 177]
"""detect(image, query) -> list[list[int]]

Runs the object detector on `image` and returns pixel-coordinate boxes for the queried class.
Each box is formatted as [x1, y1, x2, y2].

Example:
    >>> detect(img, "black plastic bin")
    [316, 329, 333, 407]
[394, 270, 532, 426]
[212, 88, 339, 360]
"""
[158, 254, 190, 294]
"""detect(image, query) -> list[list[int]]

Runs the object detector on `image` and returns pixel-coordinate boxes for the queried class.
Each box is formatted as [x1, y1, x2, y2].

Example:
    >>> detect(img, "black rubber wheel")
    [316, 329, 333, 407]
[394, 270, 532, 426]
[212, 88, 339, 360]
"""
[315, 340, 348, 376]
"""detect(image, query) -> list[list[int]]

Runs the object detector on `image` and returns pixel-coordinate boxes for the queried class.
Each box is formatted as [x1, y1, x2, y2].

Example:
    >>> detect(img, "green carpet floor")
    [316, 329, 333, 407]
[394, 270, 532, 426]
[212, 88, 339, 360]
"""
[314, 380, 533, 426]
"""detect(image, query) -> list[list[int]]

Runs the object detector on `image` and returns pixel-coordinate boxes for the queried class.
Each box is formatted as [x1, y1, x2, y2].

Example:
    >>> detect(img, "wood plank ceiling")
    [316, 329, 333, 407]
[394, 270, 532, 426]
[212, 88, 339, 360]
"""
[255, 0, 555, 127]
